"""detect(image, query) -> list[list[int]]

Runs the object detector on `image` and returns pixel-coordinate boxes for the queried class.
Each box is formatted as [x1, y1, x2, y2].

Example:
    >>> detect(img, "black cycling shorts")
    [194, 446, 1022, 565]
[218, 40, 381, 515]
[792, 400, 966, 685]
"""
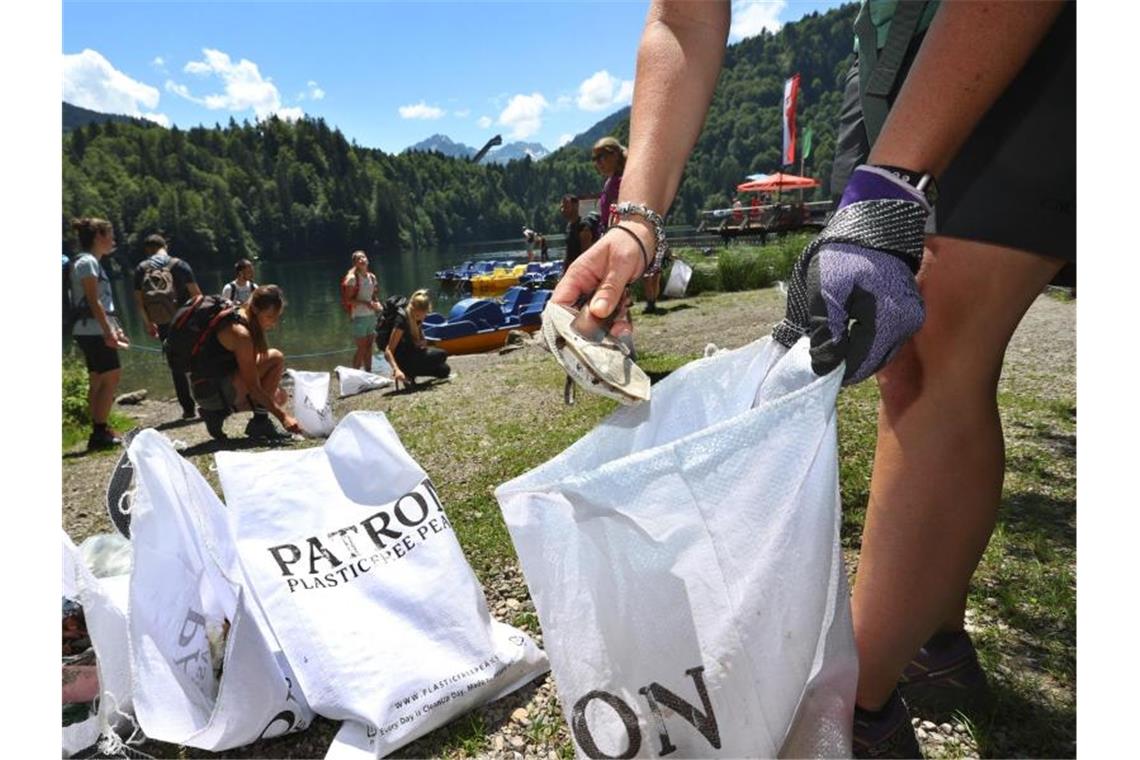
[74, 335, 121, 374]
[831, 4, 1075, 284]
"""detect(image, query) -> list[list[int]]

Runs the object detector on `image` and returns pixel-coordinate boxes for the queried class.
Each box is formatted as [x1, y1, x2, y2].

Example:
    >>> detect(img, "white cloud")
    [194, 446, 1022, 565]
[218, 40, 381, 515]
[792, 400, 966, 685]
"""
[558, 133, 573, 148]
[555, 94, 573, 110]
[398, 101, 445, 120]
[498, 92, 548, 139]
[575, 70, 634, 112]
[170, 48, 301, 120]
[63, 49, 169, 124]
[307, 80, 325, 100]
[477, 115, 493, 129]
[454, 109, 470, 118]
[152, 56, 165, 68]
[729, 0, 786, 41]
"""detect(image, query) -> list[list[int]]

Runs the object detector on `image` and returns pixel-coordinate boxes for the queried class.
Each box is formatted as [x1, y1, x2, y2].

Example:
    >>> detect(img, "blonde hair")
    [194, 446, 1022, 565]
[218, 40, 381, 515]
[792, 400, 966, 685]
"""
[406, 288, 432, 343]
[592, 136, 627, 175]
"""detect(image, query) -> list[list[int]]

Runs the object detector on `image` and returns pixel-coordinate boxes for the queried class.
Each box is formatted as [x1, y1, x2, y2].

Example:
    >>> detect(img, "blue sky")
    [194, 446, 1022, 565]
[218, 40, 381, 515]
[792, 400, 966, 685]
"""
[62, 0, 847, 154]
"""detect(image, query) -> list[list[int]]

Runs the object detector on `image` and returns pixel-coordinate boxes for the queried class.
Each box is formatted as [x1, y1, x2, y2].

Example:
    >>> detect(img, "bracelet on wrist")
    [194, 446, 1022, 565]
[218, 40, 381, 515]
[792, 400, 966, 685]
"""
[613, 202, 668, 275]
[606, 224, 650, 276]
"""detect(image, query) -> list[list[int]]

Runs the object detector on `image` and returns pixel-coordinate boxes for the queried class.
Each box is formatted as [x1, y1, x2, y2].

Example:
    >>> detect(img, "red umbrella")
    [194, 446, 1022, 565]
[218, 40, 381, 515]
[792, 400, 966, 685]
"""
[736, 172, 820, 193]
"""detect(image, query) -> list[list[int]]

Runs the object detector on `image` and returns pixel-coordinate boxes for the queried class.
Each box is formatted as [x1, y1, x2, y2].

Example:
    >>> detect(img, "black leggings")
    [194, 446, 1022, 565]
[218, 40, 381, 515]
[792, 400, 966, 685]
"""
[395, 346, 451, 380]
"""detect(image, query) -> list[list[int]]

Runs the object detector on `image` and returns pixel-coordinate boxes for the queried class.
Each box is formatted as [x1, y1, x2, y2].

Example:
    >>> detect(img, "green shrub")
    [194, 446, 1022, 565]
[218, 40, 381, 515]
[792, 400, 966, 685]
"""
[62, 355, 134, 450]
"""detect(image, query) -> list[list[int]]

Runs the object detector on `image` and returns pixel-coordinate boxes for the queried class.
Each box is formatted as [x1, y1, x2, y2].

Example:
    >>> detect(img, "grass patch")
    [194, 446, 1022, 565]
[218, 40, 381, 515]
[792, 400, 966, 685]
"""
[62, 355, 136, 450]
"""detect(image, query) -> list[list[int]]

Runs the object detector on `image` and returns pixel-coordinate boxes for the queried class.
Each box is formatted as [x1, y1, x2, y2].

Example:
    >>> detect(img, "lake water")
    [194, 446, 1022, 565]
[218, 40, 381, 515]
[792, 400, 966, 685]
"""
[67, 239, 541, 395]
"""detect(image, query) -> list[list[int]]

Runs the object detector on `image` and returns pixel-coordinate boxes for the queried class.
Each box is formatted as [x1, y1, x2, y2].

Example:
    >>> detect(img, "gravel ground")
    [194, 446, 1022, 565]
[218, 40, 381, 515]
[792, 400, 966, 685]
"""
[61, 288, 1075, 759]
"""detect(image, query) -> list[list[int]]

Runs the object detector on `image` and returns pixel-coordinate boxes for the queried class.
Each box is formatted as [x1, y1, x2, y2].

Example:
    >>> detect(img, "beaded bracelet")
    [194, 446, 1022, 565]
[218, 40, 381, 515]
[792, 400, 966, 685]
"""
[613, 202, 668, 275]
[606, 224, 650, 275]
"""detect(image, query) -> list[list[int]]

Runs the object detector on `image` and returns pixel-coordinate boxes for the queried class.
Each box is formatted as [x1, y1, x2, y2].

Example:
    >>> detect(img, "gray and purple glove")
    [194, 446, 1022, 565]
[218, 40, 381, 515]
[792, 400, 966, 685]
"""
[772, 165, 931, 384]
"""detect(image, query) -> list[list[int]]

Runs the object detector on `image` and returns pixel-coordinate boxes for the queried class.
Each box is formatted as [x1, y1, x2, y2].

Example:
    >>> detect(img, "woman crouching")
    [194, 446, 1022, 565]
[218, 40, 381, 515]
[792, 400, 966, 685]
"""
[193, 285, 302, 440]
[383, 289, 450, 388]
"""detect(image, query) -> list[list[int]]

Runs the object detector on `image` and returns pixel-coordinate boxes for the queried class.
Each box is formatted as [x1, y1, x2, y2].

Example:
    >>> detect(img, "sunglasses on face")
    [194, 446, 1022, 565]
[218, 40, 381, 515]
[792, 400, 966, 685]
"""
[592, 151, 609, 162]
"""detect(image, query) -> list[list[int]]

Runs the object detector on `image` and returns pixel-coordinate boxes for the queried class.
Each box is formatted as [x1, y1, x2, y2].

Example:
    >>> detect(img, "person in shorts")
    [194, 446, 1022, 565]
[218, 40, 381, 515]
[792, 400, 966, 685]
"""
[68, 217, 130, 450]
[341, 250, 381, 373]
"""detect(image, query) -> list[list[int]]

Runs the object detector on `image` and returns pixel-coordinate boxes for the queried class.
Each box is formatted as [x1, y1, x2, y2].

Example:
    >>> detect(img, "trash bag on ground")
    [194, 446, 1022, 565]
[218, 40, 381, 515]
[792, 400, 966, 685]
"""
[496, 337, 857, 758]
[334, 365, 394, 397]
[287, 369, 337, 436]
[126, 430, 314, 751]
[62, 531, 135, 757]
[215, 411, 550, 759]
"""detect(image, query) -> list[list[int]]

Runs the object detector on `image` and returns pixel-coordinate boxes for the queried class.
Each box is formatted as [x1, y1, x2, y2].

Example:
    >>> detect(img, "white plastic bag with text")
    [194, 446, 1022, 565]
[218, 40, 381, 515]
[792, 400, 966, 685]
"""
[496, 337, 857, 758]
[289, 369, 337, 436]
[126, 430, 314, 751]
[215, 411, 549, 759]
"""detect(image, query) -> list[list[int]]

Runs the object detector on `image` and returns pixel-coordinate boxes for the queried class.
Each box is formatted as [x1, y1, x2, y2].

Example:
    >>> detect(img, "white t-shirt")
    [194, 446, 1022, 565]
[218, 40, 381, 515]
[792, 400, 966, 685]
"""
[344, 272, 377, 318]
[222, 279, 257, 303]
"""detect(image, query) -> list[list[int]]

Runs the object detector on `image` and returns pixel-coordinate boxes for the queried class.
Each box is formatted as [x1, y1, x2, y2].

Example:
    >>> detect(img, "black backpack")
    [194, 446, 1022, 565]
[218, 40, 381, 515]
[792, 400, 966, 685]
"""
[62, 255, 93, 334]
[374, 294, 409, 351]
[163, 295, 238, 374]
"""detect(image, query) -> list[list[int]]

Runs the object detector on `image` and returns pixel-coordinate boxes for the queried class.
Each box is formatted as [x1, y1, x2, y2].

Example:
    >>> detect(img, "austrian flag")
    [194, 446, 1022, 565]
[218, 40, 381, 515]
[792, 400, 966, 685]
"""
[782, 74, 800, 166]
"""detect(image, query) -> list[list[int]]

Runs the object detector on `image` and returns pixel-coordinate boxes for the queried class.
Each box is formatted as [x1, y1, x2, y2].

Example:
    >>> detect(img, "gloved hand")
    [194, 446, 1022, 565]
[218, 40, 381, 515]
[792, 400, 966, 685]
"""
[772, 165, 932, 384]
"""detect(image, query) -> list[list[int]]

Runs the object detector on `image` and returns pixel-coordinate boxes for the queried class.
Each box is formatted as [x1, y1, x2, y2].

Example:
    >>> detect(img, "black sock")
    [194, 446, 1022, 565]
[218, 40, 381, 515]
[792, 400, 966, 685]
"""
[252, 410, 269, 420]
[93, 423, 107, 435]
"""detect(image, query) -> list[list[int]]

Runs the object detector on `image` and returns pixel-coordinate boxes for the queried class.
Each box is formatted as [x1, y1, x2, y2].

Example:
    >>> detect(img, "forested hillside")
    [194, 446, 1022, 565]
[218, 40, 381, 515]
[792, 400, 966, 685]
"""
[62, 3, 857, 266]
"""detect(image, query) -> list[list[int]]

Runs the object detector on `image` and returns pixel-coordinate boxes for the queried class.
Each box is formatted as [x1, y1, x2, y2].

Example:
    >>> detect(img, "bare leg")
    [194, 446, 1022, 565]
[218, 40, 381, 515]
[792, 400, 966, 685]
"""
[355, 336, 373, 372]
[232, 350, 287, 412]
[852, 236, 1064, 710]
[88, 368, 121, 426]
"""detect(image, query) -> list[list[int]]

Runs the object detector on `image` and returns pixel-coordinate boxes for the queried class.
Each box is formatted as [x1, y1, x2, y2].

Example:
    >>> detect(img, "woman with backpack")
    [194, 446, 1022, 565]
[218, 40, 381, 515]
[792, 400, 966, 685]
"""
[382, 289, 450, 389]
[190, 284, 302, 441]
[341, 250, 381, 373]
[68, 217, 130, 451]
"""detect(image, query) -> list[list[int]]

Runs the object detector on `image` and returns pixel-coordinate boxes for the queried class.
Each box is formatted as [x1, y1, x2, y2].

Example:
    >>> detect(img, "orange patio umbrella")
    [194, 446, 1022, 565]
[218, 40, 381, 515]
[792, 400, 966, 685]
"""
[736, 172, 820, 193]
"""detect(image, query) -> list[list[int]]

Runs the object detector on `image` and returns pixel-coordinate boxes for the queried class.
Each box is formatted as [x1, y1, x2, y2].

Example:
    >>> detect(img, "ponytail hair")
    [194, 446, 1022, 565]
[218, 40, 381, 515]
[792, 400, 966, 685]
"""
[71, 217, 112, 251]
[247, 284, 285, 354]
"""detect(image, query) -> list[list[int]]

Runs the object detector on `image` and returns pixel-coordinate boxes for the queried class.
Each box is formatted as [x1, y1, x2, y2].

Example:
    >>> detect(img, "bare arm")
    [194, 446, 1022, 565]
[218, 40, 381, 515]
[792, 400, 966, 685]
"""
[220, 324, 289, 420]
[870, 0, 1066, 174]
[133, 289, 158, 338]
[385, 328, 406, 384]
[185, 282, 202, 298]
[553, 0, 729, 320]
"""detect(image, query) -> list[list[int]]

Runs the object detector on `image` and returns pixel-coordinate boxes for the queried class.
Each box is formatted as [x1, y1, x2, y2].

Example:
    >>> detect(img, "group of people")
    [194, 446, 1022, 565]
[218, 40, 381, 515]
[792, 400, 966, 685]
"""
[339, 251, 451, 386]
[67, 223, 300, 448]
[68, 229, 459, 450]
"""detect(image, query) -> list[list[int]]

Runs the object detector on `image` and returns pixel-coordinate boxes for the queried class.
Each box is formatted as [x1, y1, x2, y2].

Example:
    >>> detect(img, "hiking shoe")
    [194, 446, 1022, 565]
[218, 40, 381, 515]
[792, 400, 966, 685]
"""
[199, 407, 229, 440]
[181, 408, 198, 420]
[853, 688, 923, 759]
[899, 629, 992, 721]
[87, 429, 123, 451]
[244, 415, 289, 441]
